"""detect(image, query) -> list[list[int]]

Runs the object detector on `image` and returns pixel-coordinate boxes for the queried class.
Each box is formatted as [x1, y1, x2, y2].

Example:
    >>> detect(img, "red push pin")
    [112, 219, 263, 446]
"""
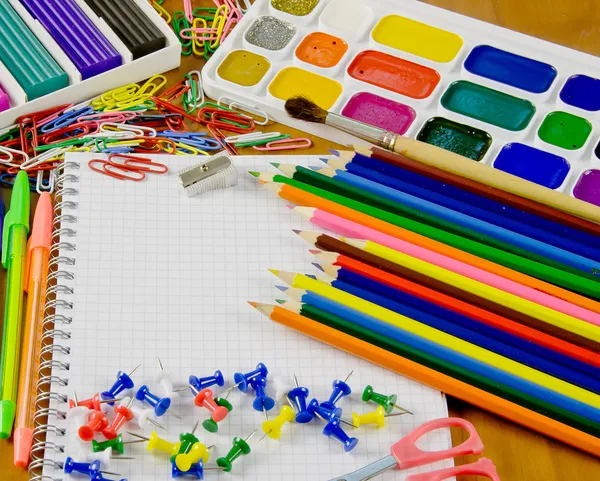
[193, 388, 228, 422]
[102, 398, 135, 440]
[68, 393, 121, 411]
[78, 410, 109, 442]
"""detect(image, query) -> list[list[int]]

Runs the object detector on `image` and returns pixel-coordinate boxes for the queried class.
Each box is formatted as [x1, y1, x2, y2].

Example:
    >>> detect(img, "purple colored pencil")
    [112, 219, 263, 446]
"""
[21, 0, 122, 80]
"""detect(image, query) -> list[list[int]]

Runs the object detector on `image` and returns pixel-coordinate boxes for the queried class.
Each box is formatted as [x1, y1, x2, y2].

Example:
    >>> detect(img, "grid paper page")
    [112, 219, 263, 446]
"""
[44, 153, 451, 481]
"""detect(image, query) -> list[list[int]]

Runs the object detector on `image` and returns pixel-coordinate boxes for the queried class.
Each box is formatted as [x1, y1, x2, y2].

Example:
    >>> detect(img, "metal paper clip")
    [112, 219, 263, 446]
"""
[225, 132, 282, 144]
[178, 153, 238, 197]
[218, 96, 269, 125]
[253, 138, 313, 151]
[36, 169, 55, 194]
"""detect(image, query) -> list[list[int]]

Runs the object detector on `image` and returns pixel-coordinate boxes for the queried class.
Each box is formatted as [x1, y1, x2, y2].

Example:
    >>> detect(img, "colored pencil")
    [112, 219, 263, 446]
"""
[257, 178, 600, 300]
[310, 164, 600, 263]
[309, 248, 600, 369]
[362, 140, 600, 224]
[301, 231, 599, 351]
[251, 303, 600, 457]
[348, 147, 600, 237]
[291, 205, 600, 325]
[327, 154, 600, 251]
[276, 295, 600, 427]
[270, 270, 600, 408]
[264, 166, 590, 277]
[312, 264, 600, 380]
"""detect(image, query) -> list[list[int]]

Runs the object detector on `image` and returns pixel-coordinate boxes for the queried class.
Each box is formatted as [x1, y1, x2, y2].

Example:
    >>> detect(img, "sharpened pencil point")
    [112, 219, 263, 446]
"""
[270, 162, 280, 168]
[319, 157, 329, 162]
[268, 268, 280, 276]
[286, 204, 294, 209]
[247, 301, 257, 308]
[275, 285, 288, 292]
[309, 249, 321, 255]
[275, 299, 286, 304]
[329, 149, 340, 157]
[248, 171, 260, 177]
[307, 274, 317, 279]
[312, 263, 324, 272]
[308, 165, 320, 170]
[292, 229, 301, 235]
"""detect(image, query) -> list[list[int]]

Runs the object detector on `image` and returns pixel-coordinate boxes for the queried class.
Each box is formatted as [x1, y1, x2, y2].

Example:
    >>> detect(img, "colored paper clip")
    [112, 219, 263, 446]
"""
[185, 70, 205, 112]
[0, 145, 29, 167]
[0, 173, 37, 191]
[253, 138, 313, 151]
[234, 0, 252, 13]
[99, 123, 157, 138]
[134, 137, 178, 155]
[218, 96, 268, 126]
[174, 142, 209, 156]
[183, 0, 194, 22]
[198, 108, 255, 133]
[225, 132, 282, 144]
[40, 106, 96, 133]
[191, 18, 207, 57]
[88, 159, 146, 181]
[109, 154, 168, 174]
[149, 0, 171, 23]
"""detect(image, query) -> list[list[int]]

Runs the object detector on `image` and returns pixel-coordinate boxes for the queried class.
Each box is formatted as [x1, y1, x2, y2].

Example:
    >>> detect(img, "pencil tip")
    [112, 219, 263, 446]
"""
[270, 162, 280, 168]
[268, 268, 280, 277]
[319, 157, 329, 162]
[308, 165, 320, 170]
[286, 204, 294, 209]
[292, 229, 301, 235]
[306, 274, 317, 280]
[329, 149, 340, 157]
[248, 171, 260, 177]
[312, 262, 324, 272]
[275, 299, 286, 304]
[275, 285, 288, 291]
[247, 301, 257, 308]
[309, 249, 321, 255]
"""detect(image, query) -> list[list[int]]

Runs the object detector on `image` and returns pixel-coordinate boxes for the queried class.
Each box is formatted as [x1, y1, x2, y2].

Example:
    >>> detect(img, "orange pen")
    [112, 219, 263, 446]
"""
[14, 193, 53, 468]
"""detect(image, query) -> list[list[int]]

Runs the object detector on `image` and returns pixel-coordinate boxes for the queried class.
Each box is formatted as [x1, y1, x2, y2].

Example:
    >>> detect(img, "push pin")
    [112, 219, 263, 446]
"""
[216, 431, 255, 472]
[63, 457, 120, 477]
[307, 399, 342, 422]
[273, 375, 292, 403]
[103, 398, 135, 439]
[260, 405, 295, 441]
[192, 387, 229, 422]
[362, 385, 412, 415]
[136, 385, 172, 417]
[202, 398, 233, 433]
[172, 422, 200, 462]
[68, 393, 120, 411]
[172, 460, 222, 479]
[250, 376, 275, 414]
[92, 434, 146, 454]
[79, 410, 109, 442]
[101, 365, 140, 405]
[287, 375, 313, 423]
[352, 406, 386, 429]
[234, 363, 268, 392]
[90, 473, 127, 481]
[130, 404, 166, 431]
[320, 375, 353, 411]
[323, 418, 359, 452]
[156, 357, 179, 402]
[78, 447, 135, 469]
[66, 393, 90, 433]
[189, 370, 225, 392]
[175, 442, 212, 471]
[138, 431, 181, 457]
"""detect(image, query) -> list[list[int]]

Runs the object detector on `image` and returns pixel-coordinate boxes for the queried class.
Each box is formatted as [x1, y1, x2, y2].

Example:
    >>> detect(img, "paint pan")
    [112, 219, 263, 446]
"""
[217, 50, 271, 87]
[537, 111, 592, 151]
[295, 32, 348, 69]
[560, 75, 600, 112]
[417, 117, 492, 161]
[318, 0, 373, 41]
[268, 66, 343, 109]
[494, 143, 570, 189]
[341, 92, 416, 135]
[573, 170, 600, 206]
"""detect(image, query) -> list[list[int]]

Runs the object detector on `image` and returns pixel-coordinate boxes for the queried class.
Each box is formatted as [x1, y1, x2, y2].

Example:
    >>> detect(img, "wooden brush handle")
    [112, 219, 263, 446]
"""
[393, 137, 600, 225]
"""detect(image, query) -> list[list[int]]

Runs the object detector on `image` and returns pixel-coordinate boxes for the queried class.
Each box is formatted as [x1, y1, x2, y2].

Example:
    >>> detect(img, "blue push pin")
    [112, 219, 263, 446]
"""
[136, 385, 172, 417]
[307, 399, 342, 422]
[101, 365, 140, 405]
[63, 457, 101, 476]
[323, 418, 359, 452]
[90, 474, 127, 481]
[250, 376, 275, 413]
[234, 363, 268, 392]
[287, 375, 313, 423]
[320, 374, 353, 411]
[172, 460, 204, 479]
[189, 370, 225, 392]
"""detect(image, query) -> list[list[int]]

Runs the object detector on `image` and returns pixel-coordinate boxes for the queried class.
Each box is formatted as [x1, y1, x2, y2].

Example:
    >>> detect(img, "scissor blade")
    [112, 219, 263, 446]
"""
[327, 455, 397, 481]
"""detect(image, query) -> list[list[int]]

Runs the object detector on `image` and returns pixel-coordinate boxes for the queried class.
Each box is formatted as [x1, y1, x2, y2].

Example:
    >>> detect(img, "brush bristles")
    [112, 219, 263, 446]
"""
[284, 96, 328, 124]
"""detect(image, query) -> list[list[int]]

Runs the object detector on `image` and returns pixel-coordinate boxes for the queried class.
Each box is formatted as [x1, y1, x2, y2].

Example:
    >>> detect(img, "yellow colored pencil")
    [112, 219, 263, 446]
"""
[269, 270, 600, 410]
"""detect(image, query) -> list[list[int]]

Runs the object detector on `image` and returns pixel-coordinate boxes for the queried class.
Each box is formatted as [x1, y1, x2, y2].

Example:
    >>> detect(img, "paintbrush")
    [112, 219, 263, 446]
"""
[283, 96, 600, 224]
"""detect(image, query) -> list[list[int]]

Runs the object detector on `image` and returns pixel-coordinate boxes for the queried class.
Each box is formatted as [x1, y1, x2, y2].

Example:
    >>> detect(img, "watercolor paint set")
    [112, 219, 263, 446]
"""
[202, 0, 600, 206]
[0, 0, 180, 129]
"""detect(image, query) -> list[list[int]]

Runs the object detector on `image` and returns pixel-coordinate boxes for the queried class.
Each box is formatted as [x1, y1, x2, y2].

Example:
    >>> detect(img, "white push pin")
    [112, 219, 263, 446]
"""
[273, 375, 292, 404]
[67, 392, 90, 441]
[77, 447, 135, 469]
[155, 357, 180, 402]
[128, 399, 166, 431]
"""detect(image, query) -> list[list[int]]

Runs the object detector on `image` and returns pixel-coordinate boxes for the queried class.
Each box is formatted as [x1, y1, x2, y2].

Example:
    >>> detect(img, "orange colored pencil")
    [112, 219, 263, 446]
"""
[251, 302, 600, 458]
[265, 181, 600, 316]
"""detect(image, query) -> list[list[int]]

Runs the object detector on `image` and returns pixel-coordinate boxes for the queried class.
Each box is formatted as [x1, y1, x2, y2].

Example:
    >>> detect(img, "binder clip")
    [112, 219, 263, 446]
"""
[178, 154, 238, 197]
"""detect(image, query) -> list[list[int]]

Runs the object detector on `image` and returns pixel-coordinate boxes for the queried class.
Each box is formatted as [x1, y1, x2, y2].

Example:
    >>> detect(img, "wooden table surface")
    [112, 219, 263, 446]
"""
[1, 1, 599, 480]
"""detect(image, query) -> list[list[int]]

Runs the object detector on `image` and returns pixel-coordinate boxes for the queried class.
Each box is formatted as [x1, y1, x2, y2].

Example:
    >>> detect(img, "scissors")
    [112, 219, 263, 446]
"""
[327, 418, 500, 481]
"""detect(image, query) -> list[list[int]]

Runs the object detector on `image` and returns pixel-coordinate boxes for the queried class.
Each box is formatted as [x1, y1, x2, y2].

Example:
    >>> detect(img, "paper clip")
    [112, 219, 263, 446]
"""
[108, 154, 168, 174]
[150, 0, 172, 23]
[225, 132, 281, 144]
[0, 145, 29, 167]
[36, 169, 55, 194]
[218, 96, 268, 126]
[183, 0, 194, 22]
[0, 173, 37, 191]
[234, 0, 252, 13]
[88, 159, 146, 181]
[184, 70, 205, 111]
[253, 138, 313, 151]
[40, 106, 95, 133]
[99, 123, 157, 138]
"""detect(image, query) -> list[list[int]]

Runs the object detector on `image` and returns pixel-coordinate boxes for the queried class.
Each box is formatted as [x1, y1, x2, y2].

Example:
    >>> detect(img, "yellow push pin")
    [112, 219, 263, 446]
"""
[260, 405, 295, 440]
[175, 442, 213, 471]
[142, 430, 181, 456]
[352, 406, 386, 429]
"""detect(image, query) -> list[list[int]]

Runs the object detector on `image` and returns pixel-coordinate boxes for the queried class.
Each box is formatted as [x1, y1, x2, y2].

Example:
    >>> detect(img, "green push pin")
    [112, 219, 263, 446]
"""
[91, 433, 145, 454]
[170, 422, 200, 462]
[362, 385, 412, 415]
[202, 398, 233, 433]
[216, 431, 255, 472]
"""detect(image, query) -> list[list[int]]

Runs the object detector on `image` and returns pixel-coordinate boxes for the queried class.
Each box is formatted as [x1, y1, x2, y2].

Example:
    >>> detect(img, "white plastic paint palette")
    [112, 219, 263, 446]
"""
[202, 0, 600, 206]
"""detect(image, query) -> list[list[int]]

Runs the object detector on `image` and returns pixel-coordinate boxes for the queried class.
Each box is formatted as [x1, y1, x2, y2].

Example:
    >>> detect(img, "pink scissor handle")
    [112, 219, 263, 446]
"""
[406, 458, 501, 481]
[391, 418, 484, 470]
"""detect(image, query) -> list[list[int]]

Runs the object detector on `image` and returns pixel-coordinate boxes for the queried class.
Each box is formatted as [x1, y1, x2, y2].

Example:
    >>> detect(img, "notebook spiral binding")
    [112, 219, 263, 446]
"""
[28, 161, 80, 481]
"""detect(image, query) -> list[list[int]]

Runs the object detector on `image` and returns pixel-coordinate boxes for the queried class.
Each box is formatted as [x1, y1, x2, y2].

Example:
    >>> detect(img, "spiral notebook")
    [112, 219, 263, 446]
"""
[37, 153, 450, 481]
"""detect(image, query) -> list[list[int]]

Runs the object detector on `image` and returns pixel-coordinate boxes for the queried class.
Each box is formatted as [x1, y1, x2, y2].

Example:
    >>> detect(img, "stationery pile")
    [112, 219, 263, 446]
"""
[249, 146, 600, 458]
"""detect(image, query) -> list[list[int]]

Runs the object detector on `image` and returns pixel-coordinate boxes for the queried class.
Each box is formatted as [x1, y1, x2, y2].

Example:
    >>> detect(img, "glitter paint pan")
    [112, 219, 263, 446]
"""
[243, 15, 297, 57]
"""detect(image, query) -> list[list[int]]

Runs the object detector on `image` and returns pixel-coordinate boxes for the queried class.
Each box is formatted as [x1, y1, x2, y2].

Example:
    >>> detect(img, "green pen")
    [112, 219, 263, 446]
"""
[0, 171, 30, 438]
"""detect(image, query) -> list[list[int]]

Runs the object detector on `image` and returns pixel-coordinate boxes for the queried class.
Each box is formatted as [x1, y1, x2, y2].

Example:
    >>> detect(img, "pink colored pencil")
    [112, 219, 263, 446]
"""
[292, 206, 600, 326]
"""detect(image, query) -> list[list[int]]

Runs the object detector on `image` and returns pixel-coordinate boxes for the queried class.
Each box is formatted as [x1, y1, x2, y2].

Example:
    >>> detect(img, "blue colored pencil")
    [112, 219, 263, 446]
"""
[321, 167, 600, 275]
[292, 290, 600, 424]
[333, 154, 600, 252]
